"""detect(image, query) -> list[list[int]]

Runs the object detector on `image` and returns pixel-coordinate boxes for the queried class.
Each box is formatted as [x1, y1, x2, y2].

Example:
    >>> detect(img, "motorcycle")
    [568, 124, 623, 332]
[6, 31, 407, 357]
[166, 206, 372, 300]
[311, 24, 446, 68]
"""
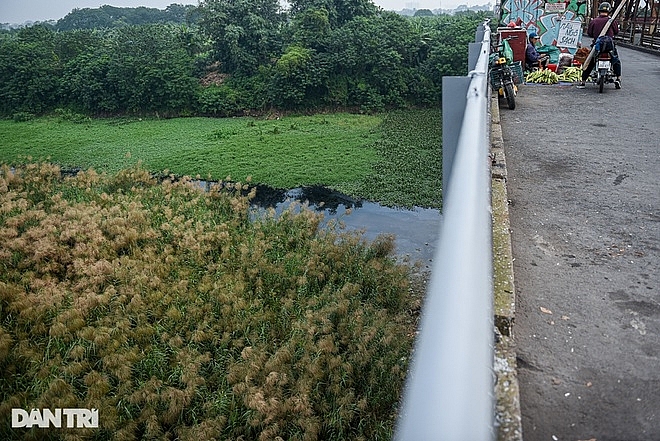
[590, 36, 618, 93]
[490, 36, 518, 110]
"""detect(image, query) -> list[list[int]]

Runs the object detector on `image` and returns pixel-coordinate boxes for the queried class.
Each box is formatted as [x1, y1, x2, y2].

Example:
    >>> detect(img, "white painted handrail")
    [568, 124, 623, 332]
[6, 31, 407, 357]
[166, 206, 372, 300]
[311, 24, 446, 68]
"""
[395, 20, 495, 441]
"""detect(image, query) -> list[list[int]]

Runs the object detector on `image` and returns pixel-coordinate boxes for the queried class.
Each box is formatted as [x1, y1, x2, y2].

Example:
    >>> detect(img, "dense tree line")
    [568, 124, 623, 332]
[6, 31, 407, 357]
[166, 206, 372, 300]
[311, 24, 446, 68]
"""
[54, 4, 199, 31]
[0, 0, 491, 117]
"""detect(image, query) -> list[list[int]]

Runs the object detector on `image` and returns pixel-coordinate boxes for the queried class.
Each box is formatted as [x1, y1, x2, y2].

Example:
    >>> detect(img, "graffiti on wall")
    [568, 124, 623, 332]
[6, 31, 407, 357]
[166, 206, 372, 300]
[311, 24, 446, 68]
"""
[501, 0, 589, 48]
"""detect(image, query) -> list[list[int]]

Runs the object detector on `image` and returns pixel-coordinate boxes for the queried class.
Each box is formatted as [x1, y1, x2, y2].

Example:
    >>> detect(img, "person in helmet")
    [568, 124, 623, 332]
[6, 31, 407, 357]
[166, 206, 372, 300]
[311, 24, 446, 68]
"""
[577, 1, 622, 88]
[589, 2, 619, 40]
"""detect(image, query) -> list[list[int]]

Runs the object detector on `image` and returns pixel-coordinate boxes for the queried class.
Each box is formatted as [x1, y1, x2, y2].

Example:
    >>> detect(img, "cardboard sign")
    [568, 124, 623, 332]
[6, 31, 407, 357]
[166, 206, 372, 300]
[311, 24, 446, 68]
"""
[557, 19, 582, 48]
[545, 2, 567, 13]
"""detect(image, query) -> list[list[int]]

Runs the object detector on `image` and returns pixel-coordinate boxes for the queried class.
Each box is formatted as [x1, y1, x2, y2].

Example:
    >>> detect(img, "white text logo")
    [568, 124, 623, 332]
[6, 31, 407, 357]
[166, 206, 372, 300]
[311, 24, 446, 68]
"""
[11, 408, 99, 428]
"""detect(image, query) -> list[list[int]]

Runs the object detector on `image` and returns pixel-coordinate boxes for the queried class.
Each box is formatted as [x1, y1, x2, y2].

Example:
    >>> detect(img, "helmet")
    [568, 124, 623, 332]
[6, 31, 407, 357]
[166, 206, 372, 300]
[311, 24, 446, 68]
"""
[598, 2, 612, 12]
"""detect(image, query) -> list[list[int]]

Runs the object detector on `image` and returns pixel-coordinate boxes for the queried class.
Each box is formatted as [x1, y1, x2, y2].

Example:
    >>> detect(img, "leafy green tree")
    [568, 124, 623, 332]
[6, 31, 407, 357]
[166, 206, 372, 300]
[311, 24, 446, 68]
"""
[414, 8, 434, 16]
[270, 45, 329, 107]
[197, 0, 284, 75]
[326, 12, 420, 110]
[117, 25, 198, 113]
[165, 3, 200, 24]
[289, 7, 332, 49]
[0, 25, 61, 115]
[52, 29, 102, 62]
[419, 13, 489, 85]
[288, 0, 377, 27]
[60, 51, 116, 113]
[55, 4, 198, 30]
[60, 25, 198, 114]
[52, 29, 107, 111]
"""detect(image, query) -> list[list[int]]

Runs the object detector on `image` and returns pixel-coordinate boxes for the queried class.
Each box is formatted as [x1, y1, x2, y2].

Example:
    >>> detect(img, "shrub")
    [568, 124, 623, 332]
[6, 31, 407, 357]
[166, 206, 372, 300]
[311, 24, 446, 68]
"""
[0, 163, 416, 440]
[54, 107, 91, 124]
[196, 84, 242, 117]
[11, 112, 34, 122]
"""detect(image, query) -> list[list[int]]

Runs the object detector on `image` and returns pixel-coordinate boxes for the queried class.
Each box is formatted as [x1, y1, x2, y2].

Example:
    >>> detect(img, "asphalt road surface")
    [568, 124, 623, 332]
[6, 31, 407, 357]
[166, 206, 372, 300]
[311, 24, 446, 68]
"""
[499, 46, 660, 441]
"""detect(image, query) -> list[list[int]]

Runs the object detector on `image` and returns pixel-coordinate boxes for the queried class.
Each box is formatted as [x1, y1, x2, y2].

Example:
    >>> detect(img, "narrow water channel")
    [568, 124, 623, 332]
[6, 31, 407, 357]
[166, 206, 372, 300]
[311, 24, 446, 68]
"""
[57, 168, 440, 266]
[248, 185, 441, 268]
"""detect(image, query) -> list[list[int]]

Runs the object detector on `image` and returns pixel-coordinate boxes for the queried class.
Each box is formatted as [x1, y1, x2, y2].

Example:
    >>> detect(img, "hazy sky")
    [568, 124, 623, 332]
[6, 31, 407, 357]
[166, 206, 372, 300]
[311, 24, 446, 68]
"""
[1, 0, 486, 24]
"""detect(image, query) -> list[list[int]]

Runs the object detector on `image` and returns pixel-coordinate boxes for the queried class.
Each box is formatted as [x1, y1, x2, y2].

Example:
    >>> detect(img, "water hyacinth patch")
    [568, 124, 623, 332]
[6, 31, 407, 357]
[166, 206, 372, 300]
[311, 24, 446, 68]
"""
[0, 162, 418, 440]
[0, 109, 442, 209]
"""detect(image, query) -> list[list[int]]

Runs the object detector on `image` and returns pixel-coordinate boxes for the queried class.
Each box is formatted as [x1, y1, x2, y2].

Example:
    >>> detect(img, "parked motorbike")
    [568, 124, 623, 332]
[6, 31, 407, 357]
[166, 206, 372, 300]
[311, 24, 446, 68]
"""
[490, 36, 518, 110]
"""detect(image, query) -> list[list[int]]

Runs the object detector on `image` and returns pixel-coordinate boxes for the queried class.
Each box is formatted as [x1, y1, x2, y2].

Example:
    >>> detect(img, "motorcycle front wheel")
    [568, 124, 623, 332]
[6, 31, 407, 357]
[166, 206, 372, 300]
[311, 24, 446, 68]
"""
[504, 81, 516, 110]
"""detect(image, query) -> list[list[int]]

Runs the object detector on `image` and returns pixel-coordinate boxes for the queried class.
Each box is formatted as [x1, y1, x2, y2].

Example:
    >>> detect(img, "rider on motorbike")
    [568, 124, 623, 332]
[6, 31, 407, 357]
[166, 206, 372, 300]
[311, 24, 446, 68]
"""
[577, 2, 622, 89]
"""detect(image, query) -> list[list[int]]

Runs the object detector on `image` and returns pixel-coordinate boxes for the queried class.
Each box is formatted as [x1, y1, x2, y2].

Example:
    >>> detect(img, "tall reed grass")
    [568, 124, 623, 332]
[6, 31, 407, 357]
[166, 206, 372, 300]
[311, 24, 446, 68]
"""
[0, 163, 418, 440]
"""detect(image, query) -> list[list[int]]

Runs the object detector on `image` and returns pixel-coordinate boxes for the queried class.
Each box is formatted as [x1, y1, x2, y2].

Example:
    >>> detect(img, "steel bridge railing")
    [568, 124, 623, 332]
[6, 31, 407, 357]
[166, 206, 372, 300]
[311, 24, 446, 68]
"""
[394, 20, 495, 441]
[619, 0, 660, 51]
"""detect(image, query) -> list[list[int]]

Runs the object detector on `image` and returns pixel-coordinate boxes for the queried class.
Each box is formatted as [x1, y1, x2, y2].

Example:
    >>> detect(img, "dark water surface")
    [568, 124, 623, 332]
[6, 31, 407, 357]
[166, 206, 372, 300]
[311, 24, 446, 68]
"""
[247, 185, 442, 267]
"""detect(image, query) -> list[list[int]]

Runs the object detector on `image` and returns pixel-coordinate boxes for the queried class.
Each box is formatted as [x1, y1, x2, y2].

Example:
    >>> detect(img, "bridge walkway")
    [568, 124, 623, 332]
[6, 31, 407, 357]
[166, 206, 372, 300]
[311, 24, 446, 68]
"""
[499, 46, 660, 440]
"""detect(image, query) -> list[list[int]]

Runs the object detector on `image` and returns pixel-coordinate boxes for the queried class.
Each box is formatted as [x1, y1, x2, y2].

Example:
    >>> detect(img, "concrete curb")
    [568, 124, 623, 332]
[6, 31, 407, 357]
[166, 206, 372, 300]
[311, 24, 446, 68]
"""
[490, 95, 523, 441]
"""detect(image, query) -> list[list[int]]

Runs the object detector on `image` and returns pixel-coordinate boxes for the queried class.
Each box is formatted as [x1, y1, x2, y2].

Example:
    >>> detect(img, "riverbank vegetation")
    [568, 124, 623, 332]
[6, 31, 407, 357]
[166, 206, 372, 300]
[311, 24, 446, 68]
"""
[0, 162, 419, 440]
[0, 109, 441, 208]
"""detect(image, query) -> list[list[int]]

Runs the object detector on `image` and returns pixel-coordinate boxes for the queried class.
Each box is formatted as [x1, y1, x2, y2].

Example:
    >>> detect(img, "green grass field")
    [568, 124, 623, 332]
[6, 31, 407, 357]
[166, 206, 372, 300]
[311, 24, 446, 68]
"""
[0, 109, 441, 208]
